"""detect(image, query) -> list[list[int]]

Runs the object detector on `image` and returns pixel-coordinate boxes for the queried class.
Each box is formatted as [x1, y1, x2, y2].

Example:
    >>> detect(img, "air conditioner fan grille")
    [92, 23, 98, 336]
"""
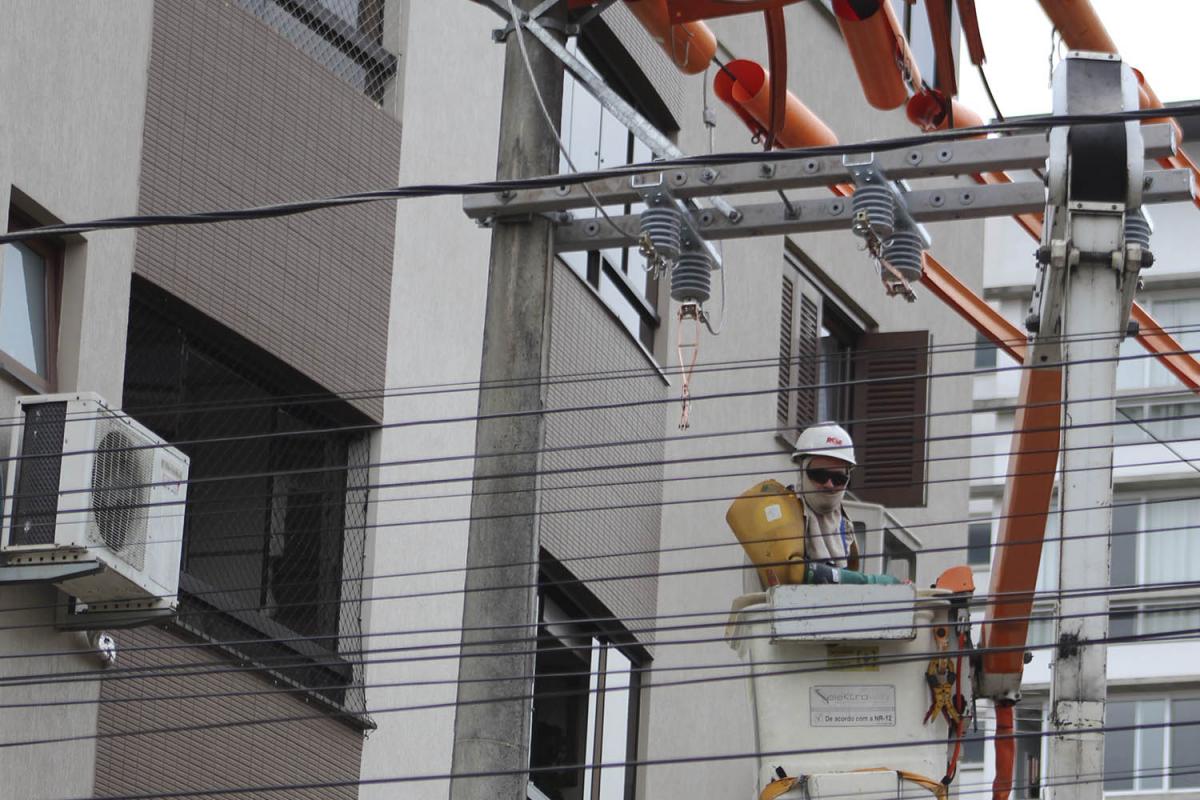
[89, 421, 149, 571]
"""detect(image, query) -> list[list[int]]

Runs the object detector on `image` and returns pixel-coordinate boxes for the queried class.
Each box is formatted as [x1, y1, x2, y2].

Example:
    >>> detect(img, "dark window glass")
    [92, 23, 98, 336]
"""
[1110, 502, 1139, 587]
[1104, 701, 1136, 791]
[1172, 699, 1200, 788]
[1108, 608, 1136, 640]
[967, 521, 991, 566]
[974, 331, 998, 369]
[533, 567, 644, 800]
[961, 727, 986, 764]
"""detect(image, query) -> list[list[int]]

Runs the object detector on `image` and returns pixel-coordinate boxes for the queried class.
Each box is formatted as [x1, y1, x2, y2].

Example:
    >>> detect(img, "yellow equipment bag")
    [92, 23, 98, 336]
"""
[726, 479, 807, 587]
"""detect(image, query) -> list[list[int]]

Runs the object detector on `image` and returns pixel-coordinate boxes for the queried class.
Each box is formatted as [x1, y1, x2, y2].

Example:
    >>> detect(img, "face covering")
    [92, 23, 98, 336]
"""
[798, 457, 846, 515]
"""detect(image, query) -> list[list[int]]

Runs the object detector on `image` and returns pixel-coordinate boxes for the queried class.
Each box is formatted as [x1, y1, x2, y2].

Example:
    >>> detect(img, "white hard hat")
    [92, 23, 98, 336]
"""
[792, 422, 856, 466]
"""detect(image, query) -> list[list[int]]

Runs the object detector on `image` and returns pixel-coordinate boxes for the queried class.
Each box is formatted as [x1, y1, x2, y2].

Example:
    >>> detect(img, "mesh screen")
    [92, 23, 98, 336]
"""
[122, 284, 371, 718]
[234, 0, 396, 104]
[88, 417, 150, 571]
[9, 401, 67, 547]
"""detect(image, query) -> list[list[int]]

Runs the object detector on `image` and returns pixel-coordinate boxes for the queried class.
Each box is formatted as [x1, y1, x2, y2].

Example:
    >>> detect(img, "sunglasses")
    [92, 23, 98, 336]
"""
[805, 468, 850, 487]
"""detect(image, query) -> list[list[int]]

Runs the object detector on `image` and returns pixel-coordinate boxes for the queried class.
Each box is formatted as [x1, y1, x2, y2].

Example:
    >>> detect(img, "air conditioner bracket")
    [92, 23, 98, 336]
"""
[0, 559, 103, 586]
[55, 595, 177, 631]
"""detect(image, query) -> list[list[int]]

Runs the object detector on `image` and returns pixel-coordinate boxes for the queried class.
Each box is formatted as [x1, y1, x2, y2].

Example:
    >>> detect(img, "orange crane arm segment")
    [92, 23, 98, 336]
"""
[919, 254, 1027, 363]
[980, 366, 1063, 678]
[1131, 304, 1200, 392]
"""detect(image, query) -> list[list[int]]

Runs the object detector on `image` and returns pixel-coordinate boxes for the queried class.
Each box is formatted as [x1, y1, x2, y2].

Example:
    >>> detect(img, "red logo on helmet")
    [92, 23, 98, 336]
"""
[826, 436, 843, 445]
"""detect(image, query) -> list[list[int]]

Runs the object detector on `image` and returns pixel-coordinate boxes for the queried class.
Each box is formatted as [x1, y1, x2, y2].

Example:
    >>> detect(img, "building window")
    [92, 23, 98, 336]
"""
[818, 309, 857, 424]
[557, 40, 661, 351]
[779, 261, 861, 438]
[1118, 296, 1200, 390]
[1114, 400, 1200, 446]
[121, 279, 371, 715]
[779, 254, 930, 507]
[1110, 496, 1200, 588]
[1, 211, 61, 391]
[967, 520, 992, 566]
[974, 331, 998, 370]
[531, 569, 645, 800]
[234, 0, 397, 103]
[1105, 697, 1200, 792]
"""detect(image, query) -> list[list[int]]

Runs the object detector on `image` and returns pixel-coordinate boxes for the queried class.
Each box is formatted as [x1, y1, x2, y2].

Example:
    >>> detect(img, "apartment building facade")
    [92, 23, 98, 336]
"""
[2, 1, 981, 798]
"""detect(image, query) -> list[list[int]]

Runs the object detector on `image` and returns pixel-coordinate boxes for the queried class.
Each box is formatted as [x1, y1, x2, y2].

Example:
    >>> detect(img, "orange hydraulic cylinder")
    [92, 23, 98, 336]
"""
[623, 0, 717, 75]
[712, 60, 839, 149]
[981, 365, 1063, 680]
[831, 0, 922, 110]
[993, 703, 1016, 800]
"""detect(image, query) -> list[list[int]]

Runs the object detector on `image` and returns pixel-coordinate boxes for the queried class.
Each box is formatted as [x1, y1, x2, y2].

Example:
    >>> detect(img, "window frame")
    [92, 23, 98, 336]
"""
[778, 254, 866, 447]
[122, 278, 373, 719]
[1103, 693, 1200, 793]
[555, 33, 671, 354]
[531, 557, 649, 800]
[1, 210, 62, 393]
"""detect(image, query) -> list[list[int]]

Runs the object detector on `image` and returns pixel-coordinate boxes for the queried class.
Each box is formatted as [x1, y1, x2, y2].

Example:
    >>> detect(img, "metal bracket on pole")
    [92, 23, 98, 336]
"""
[482, 7, 741, 230]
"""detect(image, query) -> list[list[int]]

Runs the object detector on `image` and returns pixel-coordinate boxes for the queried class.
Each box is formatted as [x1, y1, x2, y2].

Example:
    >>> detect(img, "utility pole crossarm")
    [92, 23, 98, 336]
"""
[548, 170, 1191, 250]
[463, 124, 1178, 219]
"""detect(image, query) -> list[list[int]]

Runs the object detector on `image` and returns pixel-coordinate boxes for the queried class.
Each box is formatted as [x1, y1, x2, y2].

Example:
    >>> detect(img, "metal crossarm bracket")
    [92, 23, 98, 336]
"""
[464, 123, 1178, 219]
[553, 168, 1192, 251]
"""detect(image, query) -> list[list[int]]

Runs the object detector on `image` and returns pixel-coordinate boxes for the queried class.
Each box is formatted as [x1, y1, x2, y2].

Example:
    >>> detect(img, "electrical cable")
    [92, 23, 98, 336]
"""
[2, 104, 1198, 246]
[5, 567, 1200, 691]
[18, 319, 1184, 431]
[0, 341, 1194, 527]
[17, 658, 1200, 782]
[0, 316, 1187, 446]
[2, 446, 1198, 632]
[4, 587, 1199, 714]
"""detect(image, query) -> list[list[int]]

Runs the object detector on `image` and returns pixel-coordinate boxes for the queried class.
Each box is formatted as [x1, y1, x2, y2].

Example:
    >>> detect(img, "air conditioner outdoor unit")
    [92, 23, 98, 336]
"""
[1, 392, 189, 610]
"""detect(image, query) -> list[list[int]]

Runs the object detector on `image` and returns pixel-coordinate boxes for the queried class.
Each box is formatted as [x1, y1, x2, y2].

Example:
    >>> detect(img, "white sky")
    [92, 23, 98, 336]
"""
[956, 0, 1200, 119]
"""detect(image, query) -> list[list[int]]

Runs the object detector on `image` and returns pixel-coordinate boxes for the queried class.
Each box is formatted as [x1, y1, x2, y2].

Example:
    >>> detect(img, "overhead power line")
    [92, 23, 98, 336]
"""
[1, 104, 1197, 247]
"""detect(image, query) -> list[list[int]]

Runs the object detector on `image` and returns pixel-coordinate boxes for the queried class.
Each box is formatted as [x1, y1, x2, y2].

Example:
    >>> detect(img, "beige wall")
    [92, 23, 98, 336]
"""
[0, 2, 155, 796]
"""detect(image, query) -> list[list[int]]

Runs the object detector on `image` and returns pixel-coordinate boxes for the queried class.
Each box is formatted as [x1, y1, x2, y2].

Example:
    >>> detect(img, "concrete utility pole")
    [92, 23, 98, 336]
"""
[1044, 52, 1145, 800]
[449, 2, 564, 799]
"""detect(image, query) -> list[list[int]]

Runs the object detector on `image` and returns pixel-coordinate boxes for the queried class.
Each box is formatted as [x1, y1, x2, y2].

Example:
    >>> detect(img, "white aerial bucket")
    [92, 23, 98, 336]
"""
[727, 584, 957, 799]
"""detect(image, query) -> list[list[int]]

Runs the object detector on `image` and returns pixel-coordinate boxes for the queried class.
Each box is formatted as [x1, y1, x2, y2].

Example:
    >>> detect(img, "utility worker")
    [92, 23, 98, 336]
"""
[792, 422, 861, 572]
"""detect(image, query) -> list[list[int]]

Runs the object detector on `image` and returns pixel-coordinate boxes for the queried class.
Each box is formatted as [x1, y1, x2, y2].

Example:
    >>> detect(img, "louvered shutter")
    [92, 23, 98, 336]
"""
[794, 294, 820, 435]
[849, 330, 930, 507]
[778, 276, 795, 426]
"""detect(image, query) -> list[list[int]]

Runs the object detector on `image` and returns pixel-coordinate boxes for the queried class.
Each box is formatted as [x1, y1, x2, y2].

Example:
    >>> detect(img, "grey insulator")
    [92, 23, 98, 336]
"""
[882, 229, 925, 282]
[1124, 212, 1152, 251]
[639, 205, 683, 263]
[851, 183, 896, 238]
[671, 249, 712, 304]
